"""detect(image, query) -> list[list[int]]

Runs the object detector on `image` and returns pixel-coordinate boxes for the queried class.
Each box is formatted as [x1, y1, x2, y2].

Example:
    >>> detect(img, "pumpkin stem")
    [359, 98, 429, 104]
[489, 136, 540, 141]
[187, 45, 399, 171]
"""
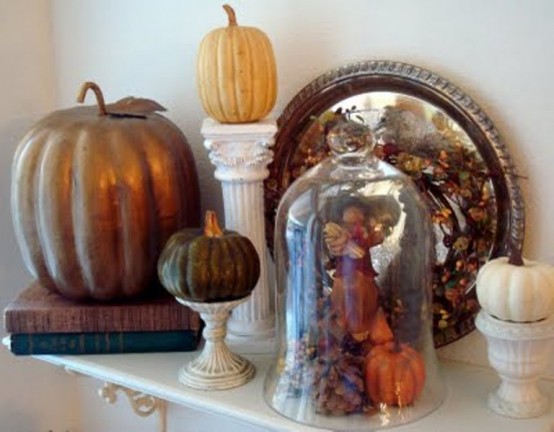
[223, 4, 238, 26]
[204, 211, 224, 238]
[508, 239, 524, 266]
[77, 82, 108, 116]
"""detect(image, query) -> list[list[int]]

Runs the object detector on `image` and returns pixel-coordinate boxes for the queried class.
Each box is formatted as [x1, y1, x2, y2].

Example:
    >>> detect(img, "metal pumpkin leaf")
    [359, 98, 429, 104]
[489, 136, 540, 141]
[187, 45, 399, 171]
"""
[106, 96, 167, 118]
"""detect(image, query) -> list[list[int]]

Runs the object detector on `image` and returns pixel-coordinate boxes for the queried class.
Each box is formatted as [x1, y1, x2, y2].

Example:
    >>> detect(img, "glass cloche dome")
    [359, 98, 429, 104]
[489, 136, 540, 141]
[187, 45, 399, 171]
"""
[264, 118, 445, 430]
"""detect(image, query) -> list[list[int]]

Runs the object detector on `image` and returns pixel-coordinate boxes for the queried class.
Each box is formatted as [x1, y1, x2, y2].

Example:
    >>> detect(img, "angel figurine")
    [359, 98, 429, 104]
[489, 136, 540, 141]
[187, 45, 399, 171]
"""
[324, 202, 388, 343]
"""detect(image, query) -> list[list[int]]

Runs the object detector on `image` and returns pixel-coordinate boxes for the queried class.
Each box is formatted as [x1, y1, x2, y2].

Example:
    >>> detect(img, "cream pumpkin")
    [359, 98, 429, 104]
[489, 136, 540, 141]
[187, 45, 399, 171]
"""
[196, 4, 277, 123]
[11, 82, 201, 301]
[476, 256, 554, 322]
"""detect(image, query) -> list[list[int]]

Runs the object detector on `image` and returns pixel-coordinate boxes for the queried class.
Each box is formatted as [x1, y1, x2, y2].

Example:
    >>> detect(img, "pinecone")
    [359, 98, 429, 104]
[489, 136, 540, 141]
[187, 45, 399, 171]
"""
[311, 349, 366, 415]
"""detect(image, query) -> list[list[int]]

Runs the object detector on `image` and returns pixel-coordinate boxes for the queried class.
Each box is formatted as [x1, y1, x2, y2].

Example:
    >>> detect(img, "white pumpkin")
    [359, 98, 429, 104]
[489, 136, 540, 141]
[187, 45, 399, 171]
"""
[476, 256, 554, 322]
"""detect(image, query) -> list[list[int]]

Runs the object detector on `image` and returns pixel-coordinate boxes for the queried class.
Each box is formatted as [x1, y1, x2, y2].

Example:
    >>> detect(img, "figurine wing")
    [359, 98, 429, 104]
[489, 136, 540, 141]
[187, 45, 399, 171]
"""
[323, 222, 365, 258]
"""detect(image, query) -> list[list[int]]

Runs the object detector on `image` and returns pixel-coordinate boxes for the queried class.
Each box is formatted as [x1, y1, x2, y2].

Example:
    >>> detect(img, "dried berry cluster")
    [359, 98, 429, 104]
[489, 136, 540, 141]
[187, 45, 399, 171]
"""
[277, 335, 317, 397]
[375, 113, 493, 345]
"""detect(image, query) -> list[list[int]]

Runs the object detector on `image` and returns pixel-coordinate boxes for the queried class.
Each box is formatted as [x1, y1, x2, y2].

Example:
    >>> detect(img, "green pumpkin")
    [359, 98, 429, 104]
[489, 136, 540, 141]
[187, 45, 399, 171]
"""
[158, 211, 260, 302]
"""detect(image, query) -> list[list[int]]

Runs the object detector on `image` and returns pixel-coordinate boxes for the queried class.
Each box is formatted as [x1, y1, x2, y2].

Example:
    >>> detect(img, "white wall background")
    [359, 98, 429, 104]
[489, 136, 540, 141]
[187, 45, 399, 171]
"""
[1, 0, 553, 430]
[0, 2, 81, 431]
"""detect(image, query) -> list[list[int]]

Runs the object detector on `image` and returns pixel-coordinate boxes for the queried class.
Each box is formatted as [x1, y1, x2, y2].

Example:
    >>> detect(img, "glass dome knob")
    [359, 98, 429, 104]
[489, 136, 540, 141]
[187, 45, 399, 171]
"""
[326, 119, 374, 157]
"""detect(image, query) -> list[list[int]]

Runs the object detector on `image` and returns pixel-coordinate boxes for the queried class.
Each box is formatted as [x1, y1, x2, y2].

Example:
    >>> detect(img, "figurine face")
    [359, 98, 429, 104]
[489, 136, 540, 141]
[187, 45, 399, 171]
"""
[342, 206, 365, 231]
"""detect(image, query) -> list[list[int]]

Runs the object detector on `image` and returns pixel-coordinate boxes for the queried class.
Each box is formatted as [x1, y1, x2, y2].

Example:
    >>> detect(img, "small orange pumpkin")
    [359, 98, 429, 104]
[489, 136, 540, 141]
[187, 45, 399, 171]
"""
[364, 341, 426, 407]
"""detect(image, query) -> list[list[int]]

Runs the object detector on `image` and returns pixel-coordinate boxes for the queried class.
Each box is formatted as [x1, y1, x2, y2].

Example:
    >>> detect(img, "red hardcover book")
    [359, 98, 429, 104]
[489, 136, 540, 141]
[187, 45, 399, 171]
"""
[4, 282, 200, 334]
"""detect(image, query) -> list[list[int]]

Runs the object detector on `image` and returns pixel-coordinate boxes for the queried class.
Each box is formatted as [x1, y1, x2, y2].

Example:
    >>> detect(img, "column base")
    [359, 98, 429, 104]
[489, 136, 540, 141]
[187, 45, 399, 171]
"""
[225, 333, 276, 355]
[227, 314, 274, 335]
[226, 316, 276, 354]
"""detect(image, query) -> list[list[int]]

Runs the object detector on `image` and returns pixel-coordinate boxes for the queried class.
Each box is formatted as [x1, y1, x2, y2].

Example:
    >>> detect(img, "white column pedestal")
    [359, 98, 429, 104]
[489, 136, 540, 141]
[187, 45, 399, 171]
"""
[202, 118, 277, 353]
[476, 310, 554, 418]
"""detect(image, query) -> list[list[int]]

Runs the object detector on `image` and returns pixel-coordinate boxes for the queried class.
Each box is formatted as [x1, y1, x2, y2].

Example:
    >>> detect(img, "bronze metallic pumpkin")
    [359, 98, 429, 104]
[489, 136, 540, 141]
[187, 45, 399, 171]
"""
[11, 82, 201, 301]
[158, 211, 260, 303]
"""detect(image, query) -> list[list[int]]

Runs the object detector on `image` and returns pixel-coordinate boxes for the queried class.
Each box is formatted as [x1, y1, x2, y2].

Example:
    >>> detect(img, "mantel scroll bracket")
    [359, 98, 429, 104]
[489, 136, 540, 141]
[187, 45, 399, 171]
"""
[98, 382, 167, 432]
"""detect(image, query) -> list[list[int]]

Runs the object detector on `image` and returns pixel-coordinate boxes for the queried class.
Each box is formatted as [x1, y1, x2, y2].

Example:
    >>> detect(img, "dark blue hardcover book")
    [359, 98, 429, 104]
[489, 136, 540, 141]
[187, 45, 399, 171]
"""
[8, 330, 200, 355]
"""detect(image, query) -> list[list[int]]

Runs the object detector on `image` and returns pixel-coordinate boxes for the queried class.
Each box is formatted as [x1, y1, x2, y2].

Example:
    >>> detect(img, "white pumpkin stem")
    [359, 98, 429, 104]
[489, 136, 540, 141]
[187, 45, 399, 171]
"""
[223, 4, 238, 26]
[508, 241, 524, 266]
[77, 82, 108, 116]
[204, 211, 224, 238]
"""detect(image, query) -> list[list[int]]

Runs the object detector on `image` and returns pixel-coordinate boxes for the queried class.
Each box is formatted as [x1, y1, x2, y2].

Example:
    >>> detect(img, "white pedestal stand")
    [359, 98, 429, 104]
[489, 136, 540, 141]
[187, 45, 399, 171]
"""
[475, 310, 554, 418]
[176, 297, 255, 390]
[202, 118, 277, 354]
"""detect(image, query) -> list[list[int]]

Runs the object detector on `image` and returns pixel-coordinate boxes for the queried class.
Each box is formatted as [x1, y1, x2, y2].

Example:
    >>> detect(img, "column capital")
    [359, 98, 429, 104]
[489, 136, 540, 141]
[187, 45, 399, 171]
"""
[201, 117, 277, 182]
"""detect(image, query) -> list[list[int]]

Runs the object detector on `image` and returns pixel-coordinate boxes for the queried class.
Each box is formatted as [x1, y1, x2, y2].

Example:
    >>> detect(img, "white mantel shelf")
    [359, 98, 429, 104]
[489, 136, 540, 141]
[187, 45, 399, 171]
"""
[31, 351, 554, 432]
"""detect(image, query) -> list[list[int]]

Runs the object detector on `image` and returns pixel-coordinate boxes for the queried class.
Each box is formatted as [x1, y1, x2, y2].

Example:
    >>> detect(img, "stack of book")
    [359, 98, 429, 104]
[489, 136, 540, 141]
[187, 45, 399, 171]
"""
[3, 282, 201, 355]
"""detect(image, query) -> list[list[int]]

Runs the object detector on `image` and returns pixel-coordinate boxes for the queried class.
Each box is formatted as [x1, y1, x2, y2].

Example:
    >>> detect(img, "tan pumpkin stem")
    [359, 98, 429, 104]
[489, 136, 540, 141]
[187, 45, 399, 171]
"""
[204, 211, 224, 238]
[77, 82, 107, 116]
[223, 4, 238, 26]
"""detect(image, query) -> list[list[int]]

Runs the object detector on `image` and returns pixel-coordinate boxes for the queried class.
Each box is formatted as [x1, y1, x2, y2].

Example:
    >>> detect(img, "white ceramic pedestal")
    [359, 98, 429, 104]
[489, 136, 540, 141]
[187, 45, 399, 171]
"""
[202, 118, 277, 352]
[175, 297, 255, 390]
[475, 310, 554, 418]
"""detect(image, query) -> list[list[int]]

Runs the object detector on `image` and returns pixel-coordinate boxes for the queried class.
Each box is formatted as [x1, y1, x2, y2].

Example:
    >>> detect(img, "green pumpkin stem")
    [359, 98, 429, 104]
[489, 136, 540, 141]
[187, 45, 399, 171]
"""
[204, 211, 224, 238]
[508, 240, 524, 266]
[223, 4, 238, 26]
[77, 81, 108, 117]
